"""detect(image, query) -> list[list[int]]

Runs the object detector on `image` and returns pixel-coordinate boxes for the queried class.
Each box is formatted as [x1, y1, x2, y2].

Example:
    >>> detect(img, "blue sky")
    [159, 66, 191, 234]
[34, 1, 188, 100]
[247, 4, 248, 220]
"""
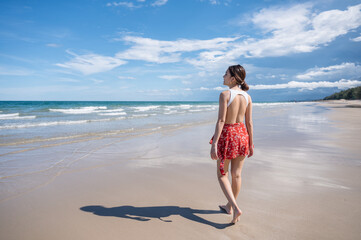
[1, 0, 361, 102]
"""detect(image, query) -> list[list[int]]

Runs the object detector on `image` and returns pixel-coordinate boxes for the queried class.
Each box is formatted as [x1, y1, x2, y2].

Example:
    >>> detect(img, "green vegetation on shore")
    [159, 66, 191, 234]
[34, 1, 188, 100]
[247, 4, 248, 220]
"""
[323, 86, 361, 100]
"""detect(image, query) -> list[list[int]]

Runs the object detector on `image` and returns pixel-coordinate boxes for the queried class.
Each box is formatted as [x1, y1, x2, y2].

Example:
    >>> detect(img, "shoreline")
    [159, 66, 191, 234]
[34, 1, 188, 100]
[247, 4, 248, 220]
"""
[316, 99, 361, 107]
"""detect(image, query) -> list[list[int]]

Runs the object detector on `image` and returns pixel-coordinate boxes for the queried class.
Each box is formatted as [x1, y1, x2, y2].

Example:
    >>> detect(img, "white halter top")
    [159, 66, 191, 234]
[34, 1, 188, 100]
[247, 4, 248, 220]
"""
[227, 89, 249, 107]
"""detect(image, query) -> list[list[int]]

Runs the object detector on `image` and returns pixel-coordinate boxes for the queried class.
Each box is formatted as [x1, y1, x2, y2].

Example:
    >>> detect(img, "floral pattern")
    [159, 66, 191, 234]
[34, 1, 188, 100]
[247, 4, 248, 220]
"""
[210, 122, 249, 175]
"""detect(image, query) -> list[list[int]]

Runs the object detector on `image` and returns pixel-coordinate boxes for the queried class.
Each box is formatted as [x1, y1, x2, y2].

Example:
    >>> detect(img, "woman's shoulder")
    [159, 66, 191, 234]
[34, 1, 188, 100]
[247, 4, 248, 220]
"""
[219, 90, 231, 102]
[220, 90, 231, 96]
[247, 93, 252, 104]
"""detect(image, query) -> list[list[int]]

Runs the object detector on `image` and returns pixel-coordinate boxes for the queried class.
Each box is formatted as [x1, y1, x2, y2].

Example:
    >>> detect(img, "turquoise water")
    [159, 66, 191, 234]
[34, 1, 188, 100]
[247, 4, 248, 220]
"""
[0, 101, 306, 146]
[0, 101, 219, 145]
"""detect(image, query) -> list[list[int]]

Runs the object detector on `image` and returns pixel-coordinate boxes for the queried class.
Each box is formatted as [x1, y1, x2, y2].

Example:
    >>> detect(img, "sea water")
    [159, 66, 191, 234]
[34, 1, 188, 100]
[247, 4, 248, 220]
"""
[1, 101, 320, 202]
[0, 101, 220, 145]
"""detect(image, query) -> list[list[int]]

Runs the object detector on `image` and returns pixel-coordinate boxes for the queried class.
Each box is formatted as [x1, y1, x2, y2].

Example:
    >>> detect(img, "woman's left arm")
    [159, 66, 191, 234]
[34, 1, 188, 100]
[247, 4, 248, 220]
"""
[245, 96, 254, 157]
[210, 91, 228, 160]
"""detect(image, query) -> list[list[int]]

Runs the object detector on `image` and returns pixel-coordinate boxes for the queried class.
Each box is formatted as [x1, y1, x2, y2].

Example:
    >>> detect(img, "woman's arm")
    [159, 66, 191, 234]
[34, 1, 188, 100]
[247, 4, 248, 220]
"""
[210, 91, 228, 160]
[245, 96, 254, 157]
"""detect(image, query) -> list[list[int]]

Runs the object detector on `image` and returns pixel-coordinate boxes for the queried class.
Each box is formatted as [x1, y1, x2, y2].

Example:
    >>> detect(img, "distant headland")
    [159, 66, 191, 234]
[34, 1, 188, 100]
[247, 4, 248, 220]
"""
[323, 86, 361, 100]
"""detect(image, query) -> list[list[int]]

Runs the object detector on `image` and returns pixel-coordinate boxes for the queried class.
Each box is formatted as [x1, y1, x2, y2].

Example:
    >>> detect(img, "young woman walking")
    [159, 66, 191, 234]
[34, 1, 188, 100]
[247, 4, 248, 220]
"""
[210, 64, 254, 224]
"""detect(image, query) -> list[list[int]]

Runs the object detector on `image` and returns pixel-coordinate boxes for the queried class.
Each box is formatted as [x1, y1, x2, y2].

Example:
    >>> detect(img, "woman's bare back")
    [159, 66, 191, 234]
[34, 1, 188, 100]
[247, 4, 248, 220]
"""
[225, 90, 249, 124]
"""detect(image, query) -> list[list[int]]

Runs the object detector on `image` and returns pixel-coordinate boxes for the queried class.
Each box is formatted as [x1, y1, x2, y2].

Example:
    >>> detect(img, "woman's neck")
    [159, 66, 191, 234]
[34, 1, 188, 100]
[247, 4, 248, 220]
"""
[229, 84, 241, 90]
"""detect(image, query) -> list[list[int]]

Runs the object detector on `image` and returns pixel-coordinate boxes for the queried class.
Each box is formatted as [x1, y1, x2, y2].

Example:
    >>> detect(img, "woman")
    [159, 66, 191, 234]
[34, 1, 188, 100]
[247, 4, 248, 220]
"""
[210, 64, 254, 224]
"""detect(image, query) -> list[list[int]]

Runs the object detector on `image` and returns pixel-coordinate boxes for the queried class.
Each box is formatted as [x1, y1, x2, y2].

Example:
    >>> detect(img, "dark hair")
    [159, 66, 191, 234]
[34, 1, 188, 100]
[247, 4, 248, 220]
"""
[228, 64, 249, 91]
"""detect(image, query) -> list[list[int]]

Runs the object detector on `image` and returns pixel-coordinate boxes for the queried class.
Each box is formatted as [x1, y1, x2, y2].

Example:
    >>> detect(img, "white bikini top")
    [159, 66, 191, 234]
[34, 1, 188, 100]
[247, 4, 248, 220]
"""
[227, 89, 249, 107]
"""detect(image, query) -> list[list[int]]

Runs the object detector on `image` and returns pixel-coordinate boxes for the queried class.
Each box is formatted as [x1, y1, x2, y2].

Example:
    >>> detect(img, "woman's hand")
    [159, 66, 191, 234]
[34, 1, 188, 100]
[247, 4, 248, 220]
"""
[210, 144, 218, 160]
[248, 144, 254, 158]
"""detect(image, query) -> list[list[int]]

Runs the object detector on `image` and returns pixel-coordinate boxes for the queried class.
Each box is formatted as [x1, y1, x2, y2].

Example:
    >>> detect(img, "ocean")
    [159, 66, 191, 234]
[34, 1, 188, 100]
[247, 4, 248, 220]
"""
[0, 101, 307, 145]
[0, 101, 219, 145]
[1, 100, 315, 202]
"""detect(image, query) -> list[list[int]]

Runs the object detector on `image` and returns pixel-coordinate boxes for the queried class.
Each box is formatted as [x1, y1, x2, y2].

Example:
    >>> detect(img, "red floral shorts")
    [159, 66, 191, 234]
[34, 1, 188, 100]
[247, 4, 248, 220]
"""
[210, 122, 249, 175]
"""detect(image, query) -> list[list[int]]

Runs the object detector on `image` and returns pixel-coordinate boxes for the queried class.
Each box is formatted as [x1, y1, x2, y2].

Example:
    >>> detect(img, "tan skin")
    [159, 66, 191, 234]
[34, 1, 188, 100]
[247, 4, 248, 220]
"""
[210, 69, 254, 224]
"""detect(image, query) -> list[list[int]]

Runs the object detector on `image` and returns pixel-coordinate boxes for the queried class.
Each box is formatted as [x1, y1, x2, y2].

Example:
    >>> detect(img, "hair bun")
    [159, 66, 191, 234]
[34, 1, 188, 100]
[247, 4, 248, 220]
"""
[241, 82, 249, 91]
[228, 64, 249, 91]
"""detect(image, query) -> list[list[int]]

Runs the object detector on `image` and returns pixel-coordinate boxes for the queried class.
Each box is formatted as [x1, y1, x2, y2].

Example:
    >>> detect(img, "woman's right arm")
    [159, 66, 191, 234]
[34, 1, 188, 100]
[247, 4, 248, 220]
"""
[245, 96, 254, 157]
[210, 91, 228, 160]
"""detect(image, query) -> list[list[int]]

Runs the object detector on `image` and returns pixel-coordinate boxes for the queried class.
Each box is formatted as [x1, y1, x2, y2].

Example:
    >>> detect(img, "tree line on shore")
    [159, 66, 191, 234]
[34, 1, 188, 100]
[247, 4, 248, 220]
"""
[323, 86, 361, 100]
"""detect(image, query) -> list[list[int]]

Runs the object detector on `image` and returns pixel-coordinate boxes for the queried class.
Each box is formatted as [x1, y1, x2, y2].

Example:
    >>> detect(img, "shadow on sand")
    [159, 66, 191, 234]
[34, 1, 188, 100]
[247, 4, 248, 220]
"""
[80, 205, 232, 229]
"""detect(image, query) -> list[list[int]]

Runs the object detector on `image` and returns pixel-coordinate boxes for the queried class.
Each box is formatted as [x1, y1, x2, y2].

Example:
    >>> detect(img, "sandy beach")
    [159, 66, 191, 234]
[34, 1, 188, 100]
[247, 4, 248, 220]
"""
[0, 100, 360, 240]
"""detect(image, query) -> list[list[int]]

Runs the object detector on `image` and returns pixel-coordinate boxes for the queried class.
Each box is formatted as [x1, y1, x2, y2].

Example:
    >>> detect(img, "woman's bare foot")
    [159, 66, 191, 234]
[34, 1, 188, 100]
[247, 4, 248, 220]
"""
[231, 208, 242, 224]
[219, 203, 232, 215]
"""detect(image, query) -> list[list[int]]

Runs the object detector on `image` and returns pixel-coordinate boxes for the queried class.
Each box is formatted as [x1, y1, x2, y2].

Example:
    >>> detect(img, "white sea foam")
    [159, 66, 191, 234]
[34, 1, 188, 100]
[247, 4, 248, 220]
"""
[179, 104, 191, 109]
[9, 116, 36, 120]
[97, 108, 124, 113]
[130, 114, 149, 118]
[164, 110, 178, 115]
[194, 104, 217, 108]
[164, 106, 177, 111]
[0, 113, 19, 119]
[0, 116, 126, 129]
[131, 106, 160, 112]
[0, 120, 89, 129]
[49, 106, 107, 114]
[98, 112, 127, 116]
[191, 105, 218, 111]
[253, 102, 307, 107]
[0, 113, 36, 120]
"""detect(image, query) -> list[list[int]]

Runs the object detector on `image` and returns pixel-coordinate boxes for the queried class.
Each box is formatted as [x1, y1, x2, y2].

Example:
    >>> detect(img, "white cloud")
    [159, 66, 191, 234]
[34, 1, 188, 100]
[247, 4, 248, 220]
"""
[256, 73, 284, 79]
[188, 3, 361, 69]
[182, 80, 191, 85]
[118, 76, 136, 80]
[151, 0, 168, 7]
[200, 0, 230, 5]
[106, 0, 165, 8]
[250, 79, 361, 90]
[193, 86, 227, 91]
[46, 43, 61, 48]
[351, 35, 361, 42]
[116, 36, 239, 63]
[296, 62, 361, 80]
[56, 50, 127, 75]
[213, 86, 227, 91]
[186, 50, 234, 70]
[246, 3, 361, 57]
[134, 86, 229, 94]
[159, 75, 182, 80]
[106, 2, 140, 8]
[92, 79, 104, 84]
[252, 3, 312, 34]
[57, 4, 361, 75]
[159, 74, 192, 80]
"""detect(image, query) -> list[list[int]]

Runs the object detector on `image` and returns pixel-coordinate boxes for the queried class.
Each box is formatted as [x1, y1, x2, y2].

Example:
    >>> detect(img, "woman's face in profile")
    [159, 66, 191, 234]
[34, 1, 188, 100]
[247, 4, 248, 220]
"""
[223, 69, 233, 86]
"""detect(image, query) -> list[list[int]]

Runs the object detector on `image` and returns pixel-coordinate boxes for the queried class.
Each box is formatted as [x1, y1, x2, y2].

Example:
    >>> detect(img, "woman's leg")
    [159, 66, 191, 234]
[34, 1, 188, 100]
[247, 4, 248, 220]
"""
[217, 159, 242, 223]
[231, 155, 246, 201]
[223, 155, 246, 214]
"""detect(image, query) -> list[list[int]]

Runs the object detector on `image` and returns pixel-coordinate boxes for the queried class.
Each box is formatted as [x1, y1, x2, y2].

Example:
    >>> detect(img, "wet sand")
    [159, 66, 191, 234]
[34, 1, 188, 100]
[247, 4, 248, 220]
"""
[0, 101, 360, 240]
